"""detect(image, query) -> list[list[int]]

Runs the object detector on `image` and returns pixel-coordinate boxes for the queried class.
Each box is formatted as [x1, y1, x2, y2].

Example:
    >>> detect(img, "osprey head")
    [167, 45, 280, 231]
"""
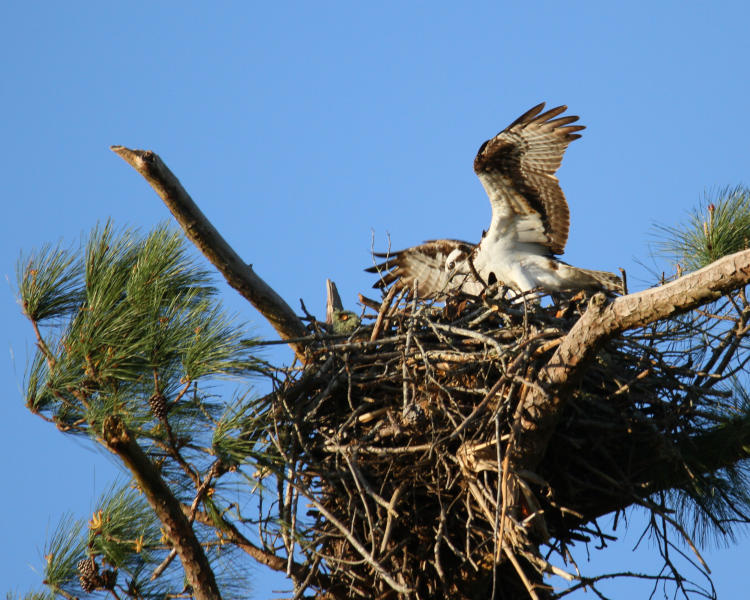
[445, 247, 471, 274]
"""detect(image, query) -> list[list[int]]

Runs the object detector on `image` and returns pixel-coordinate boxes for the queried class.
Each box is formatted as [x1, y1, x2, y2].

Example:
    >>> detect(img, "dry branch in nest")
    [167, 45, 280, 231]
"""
[265, 286, 749, 600]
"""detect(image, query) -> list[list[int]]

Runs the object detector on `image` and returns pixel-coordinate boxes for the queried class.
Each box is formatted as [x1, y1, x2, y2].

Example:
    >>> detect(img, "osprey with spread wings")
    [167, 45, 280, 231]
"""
[366, 103, 622, 297]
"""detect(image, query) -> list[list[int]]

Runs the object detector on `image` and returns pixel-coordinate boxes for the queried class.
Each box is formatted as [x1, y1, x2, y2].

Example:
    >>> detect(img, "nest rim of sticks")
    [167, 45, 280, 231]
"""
[267, 286, 734, 599]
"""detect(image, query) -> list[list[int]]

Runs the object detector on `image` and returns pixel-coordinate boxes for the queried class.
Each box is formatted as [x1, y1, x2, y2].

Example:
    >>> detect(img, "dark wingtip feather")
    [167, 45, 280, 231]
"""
[533, 105, 569, 123]
[507, 102, 546, 129]
[370, 269, 401, 289]
[547, 115, 580, 128]
[365, 261, 390, 273]
[560, 124, 586, 133]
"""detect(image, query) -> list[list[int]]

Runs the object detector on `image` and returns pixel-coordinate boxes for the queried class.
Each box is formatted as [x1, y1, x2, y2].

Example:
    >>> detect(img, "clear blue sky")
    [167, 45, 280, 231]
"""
[2, 2, 748, 598]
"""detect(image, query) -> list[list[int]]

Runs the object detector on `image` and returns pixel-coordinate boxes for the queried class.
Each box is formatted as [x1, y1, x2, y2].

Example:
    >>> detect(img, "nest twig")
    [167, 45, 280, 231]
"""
[264, 289, 744, 599]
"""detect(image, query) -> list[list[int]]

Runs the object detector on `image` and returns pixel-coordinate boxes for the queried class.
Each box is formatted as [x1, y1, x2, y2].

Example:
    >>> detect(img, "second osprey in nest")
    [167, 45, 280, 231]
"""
[367, 103, 623, 297]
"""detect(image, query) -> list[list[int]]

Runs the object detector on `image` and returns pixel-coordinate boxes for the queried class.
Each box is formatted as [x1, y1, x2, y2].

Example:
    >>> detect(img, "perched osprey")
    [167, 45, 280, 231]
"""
[366, 103, 622, 297]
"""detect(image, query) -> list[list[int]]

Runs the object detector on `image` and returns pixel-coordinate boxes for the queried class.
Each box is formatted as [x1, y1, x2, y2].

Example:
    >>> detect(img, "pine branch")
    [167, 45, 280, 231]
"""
[647, 416, 750, 502]
[186, 506, 337, 596]
[555, 413, 750, 528]
[100, 415, 222, 600]
[512, 247, 750, 473]
[110, 146, 309, 363]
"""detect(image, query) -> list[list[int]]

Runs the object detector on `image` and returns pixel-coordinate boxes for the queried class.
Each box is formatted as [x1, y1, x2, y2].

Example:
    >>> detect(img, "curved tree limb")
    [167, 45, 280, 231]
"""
[512, 248, 750, 472]
[110, 146, 309, 363]
[571, 413, 750, 524]
[101, 416, 221, 600]
[186, 506, 339, 598]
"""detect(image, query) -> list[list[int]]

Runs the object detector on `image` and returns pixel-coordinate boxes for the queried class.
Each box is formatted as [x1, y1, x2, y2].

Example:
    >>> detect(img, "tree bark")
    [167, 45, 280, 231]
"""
[101, 416, 222, 600]
[512, 249, 750, 473]
[111, 146, 310, 363]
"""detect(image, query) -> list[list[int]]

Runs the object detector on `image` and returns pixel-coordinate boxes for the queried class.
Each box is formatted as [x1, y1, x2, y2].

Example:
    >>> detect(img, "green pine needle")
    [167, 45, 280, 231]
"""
[212, 395, 278, 471]
[18, 244, 82, 323]
[88, 484, 162, 568]
[20, 222, 261, 436]
[669, 463, 750, 547]
[6, 592, 55, 600]
[655, 185, 750, 272]
[41, 515, 86, 593]
[666, 380, 750, 547]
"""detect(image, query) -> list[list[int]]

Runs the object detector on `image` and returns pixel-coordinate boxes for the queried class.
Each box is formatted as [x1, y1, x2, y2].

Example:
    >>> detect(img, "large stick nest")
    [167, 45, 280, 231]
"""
[269, 289, 726, 600]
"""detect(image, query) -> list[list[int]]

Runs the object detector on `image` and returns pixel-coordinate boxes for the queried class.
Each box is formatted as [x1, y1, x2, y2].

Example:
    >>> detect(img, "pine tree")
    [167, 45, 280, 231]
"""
[18, 224, 263, 600]
[12, 148, 750, 600]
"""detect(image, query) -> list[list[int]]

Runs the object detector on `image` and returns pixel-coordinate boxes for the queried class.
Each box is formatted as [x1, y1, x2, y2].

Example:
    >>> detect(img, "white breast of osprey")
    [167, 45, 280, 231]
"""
[476, 240, 557, 293]
[445, 231, 615, 295]
[445, 223, 562, 294]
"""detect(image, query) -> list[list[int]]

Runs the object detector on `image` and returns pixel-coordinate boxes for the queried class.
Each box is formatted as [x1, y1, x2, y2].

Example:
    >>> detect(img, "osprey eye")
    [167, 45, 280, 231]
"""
[447, 261, 455, 270]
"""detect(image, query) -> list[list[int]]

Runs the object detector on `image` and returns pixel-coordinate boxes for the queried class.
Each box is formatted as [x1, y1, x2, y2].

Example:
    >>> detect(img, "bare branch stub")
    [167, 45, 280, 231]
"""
[110, 145, 309, 362]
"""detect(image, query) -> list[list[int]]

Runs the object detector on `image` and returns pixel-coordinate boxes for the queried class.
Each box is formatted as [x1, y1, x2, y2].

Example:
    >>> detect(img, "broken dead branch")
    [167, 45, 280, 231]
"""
[111, 146, 310, 362]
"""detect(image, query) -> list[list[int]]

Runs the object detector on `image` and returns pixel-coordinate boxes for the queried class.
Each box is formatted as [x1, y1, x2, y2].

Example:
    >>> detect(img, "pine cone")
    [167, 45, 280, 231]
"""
[77, 557, 97, 577]
[149, 393, 168, 420]
[77, 557, 101, 593]
[100, 568, 118, 590]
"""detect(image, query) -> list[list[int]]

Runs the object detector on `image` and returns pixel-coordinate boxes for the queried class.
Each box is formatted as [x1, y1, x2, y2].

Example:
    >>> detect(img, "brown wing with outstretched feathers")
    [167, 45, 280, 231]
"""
[366, 239, 475, 297]
[474, 103, 584, 255]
